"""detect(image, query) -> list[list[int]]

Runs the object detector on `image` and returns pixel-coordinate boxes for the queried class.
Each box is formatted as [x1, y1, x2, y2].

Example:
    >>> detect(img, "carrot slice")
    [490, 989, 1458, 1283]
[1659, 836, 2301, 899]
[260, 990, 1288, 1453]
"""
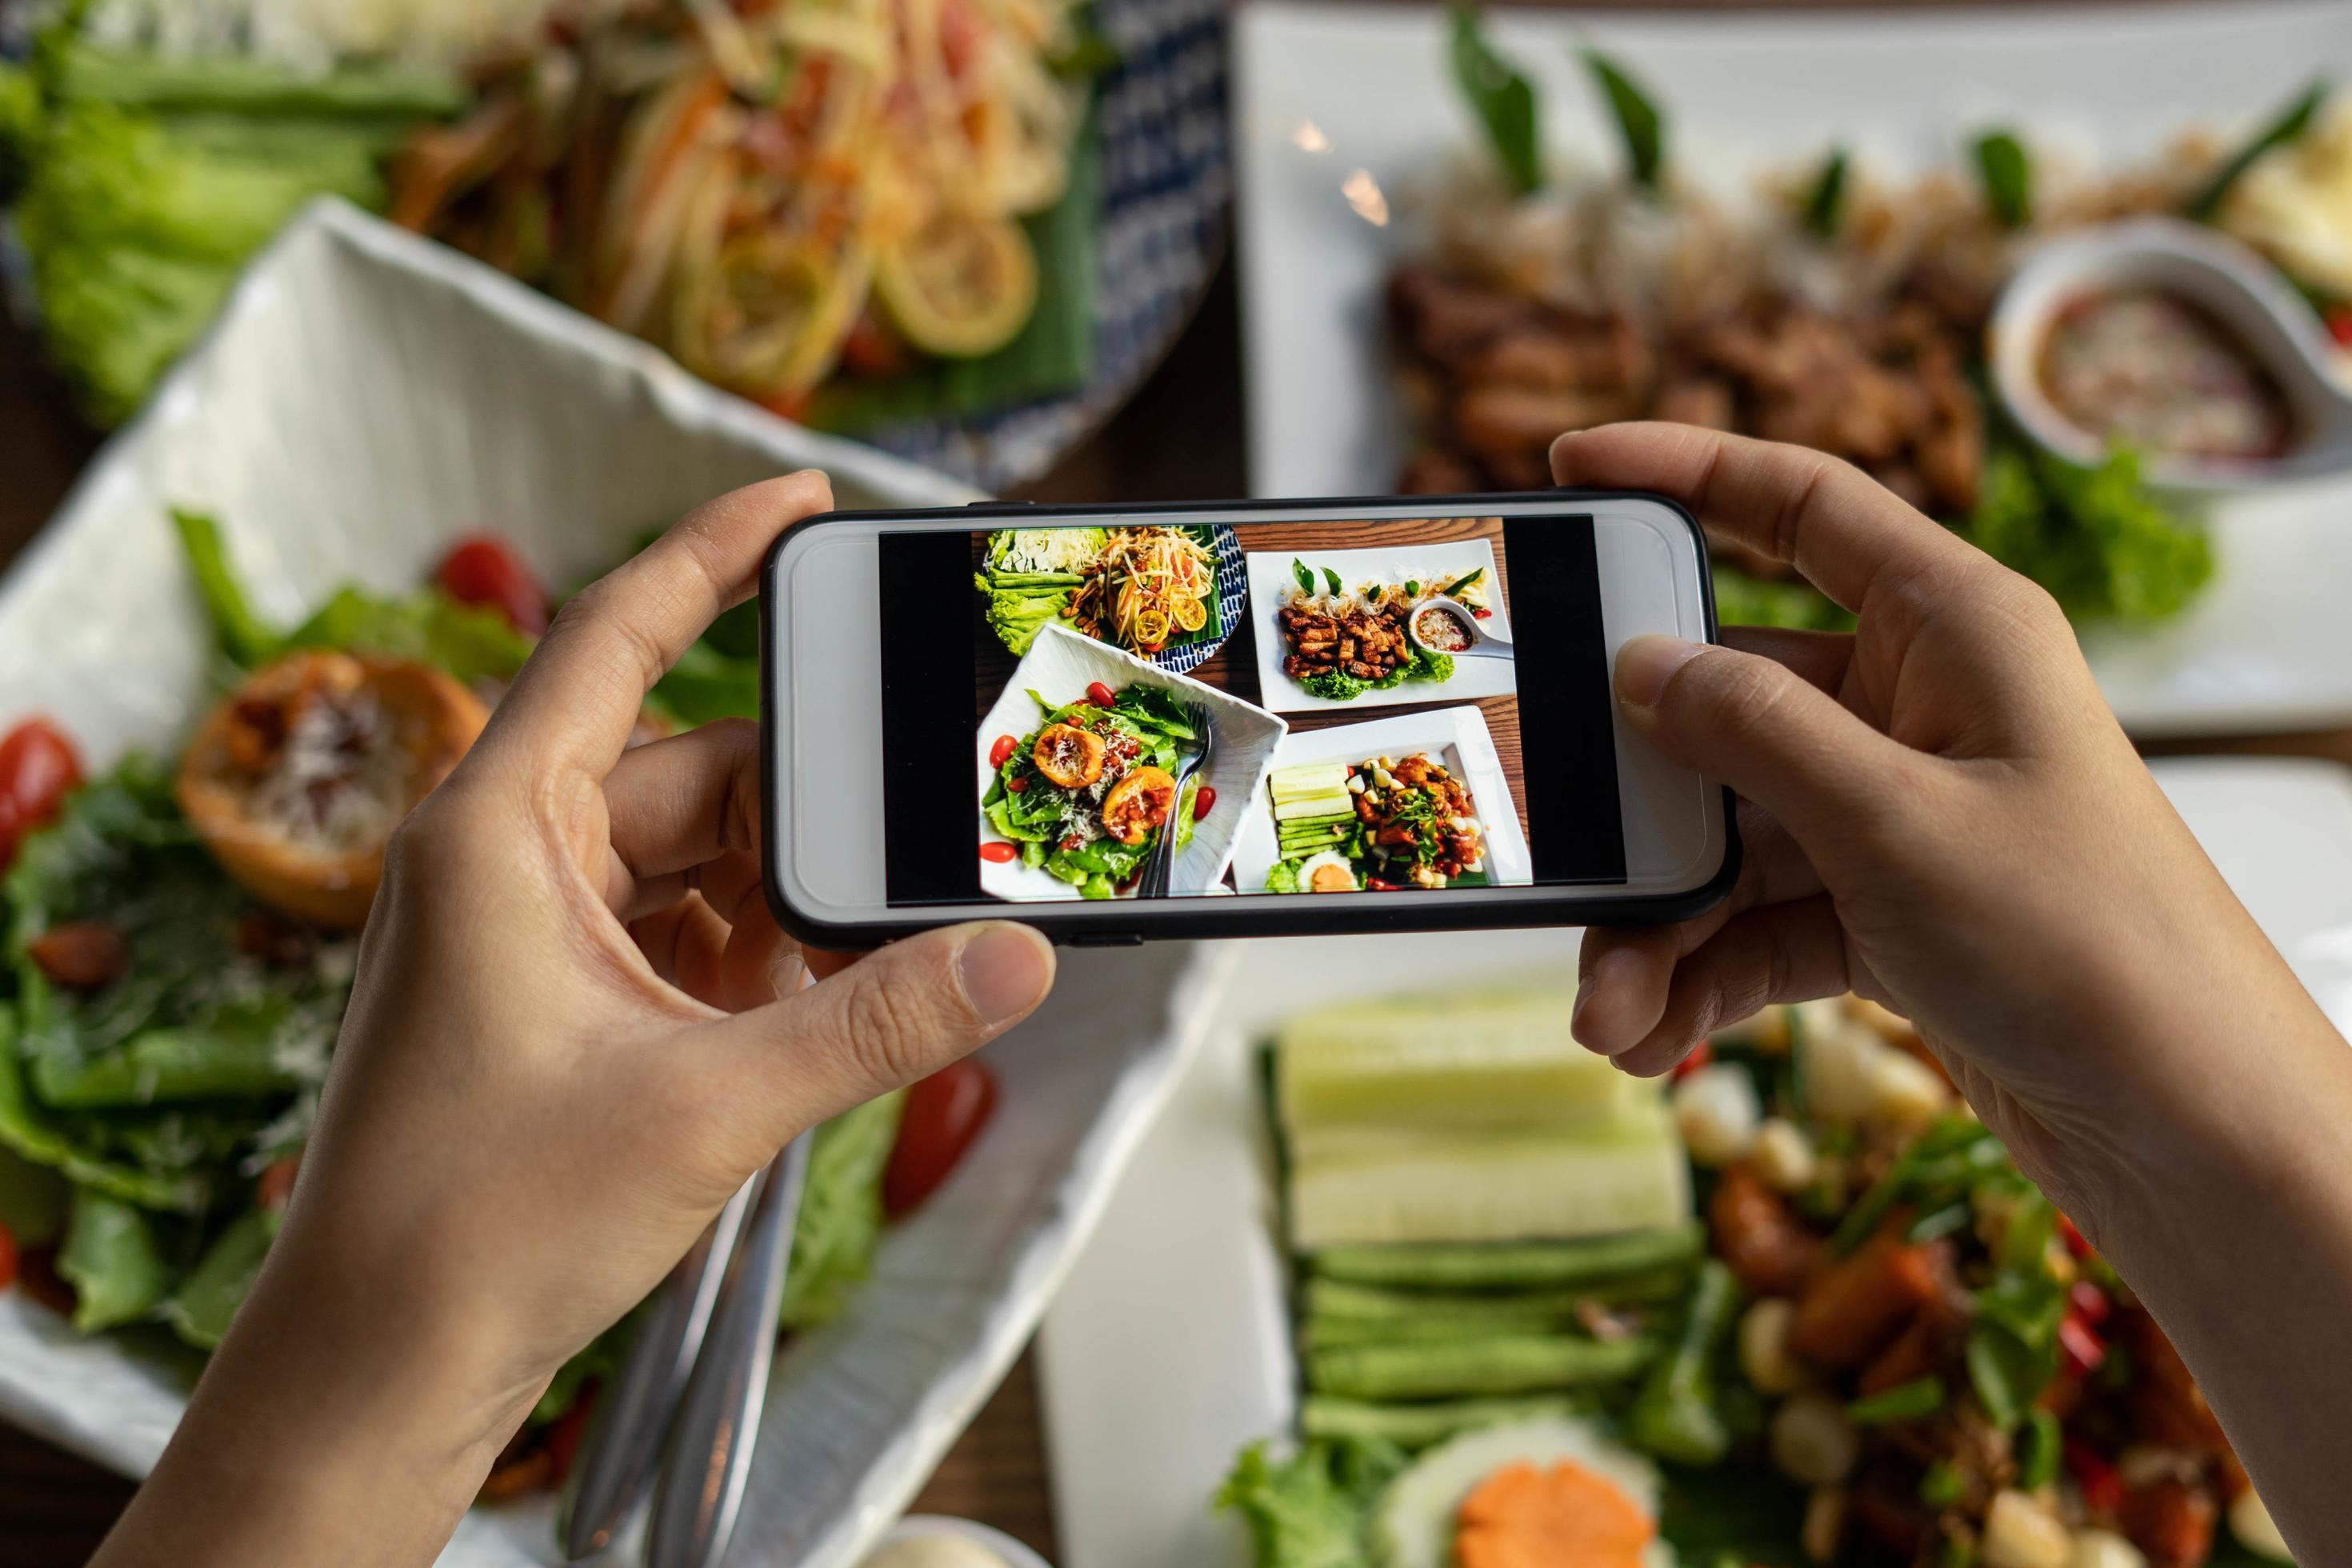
[1454, 1458, 1655, 1568]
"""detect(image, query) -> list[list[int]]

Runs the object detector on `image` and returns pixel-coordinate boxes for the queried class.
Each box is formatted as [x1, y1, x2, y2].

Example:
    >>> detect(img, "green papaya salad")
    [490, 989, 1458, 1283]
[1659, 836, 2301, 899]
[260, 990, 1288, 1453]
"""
[981, 682, 1208, 898]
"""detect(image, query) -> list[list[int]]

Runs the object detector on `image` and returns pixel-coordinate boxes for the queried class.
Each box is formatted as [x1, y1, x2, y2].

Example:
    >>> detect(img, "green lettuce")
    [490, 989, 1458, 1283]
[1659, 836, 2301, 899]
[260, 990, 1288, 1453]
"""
[977, 577, 1075, 657]
[162, 1205, 279, 1349]
[58, 1187, 174, 1333]
[1217, 1438, 1403, 1568]
[1966, 442, 2213, 625]
[780, 1090, 908, 1330]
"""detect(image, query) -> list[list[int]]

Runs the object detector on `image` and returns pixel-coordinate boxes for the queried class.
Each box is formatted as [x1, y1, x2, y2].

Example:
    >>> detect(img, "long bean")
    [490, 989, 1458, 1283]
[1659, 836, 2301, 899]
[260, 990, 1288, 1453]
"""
[1306, 1331, 1656, 1401]
[1626, 1258, 1740, 1466]
[1300, 1394, 1586, 1450]
[1309, 1222, 1705, 1290]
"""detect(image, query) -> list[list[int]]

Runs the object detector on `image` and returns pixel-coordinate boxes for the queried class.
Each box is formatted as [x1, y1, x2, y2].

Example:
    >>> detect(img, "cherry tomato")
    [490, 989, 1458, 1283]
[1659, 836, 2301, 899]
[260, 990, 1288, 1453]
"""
[0, 1221, 17, 1294]
[2329, 304, 2352, 349]
[258, 1153, 302, 1211]
[978, 842, 1018, 863]
[2069, 1279, 2112, 1326]
[883, 1058, 998, 1218]
[542, 1383, 598, 1486]
[435, 534, 550, 635]
[1191, 785, 1218, 821]
[1671, 1038, 1716, 1080]
[0, 718, 84, 874]
[1006, 775, 1028, 793]
[839, 312, 911, 379]
[2067, 1440, 2126, 1518]
[2057, 1212, 2093, 1258]
[988, 734, 1018, 768]
[1086, 682, 1116, 709]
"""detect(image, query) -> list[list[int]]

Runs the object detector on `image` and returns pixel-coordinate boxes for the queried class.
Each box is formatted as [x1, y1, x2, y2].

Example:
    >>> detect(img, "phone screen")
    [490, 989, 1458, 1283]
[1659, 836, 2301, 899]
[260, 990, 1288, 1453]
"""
[874, 513, 1624, 907]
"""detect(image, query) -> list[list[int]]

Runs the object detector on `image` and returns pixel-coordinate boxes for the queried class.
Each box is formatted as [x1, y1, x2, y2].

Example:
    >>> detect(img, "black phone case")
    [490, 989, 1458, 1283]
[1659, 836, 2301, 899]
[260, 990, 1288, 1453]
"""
[759, 488, 1740, 946]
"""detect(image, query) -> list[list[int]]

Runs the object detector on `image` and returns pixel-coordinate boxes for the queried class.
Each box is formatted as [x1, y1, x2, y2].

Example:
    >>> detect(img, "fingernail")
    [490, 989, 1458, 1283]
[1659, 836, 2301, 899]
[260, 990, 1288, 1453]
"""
[769, 950, 810, 998]
[1614, 634, 1706, 709]
[958, 923, 1054, 1027]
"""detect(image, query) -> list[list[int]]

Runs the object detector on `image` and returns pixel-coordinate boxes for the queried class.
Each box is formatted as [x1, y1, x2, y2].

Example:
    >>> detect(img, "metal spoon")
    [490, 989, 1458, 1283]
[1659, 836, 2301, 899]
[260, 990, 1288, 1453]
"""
[645, 1130, 813, 1568]
[558, 1177, 759, 1559]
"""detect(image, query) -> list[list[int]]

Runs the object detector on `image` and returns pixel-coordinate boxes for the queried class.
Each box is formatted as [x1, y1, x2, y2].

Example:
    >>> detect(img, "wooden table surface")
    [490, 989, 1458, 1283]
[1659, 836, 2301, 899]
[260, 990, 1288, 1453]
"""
[7, 6, 2352, 1561]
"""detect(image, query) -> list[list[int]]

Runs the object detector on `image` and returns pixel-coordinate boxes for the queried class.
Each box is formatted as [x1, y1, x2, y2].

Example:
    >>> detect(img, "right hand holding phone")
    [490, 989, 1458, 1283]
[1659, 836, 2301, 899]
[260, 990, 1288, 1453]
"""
[1553, 423, 2345, 1238]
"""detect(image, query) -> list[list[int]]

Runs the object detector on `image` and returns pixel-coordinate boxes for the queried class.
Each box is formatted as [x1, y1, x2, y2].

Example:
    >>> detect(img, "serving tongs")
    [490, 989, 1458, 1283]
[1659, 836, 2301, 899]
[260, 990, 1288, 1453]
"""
[1138, 699, 1215, 900]
[559, 1131, 812, 1567]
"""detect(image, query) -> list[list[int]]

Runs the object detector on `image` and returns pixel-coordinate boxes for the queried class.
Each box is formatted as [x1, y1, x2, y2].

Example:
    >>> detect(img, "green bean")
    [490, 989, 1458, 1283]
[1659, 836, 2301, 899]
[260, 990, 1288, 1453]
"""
[1300, 1394, 1585, 1450]
[1310, 1223, 1706, 1290]
[1306, 1331, 1655, 1402]
[1626, 1259, 1738, 1466]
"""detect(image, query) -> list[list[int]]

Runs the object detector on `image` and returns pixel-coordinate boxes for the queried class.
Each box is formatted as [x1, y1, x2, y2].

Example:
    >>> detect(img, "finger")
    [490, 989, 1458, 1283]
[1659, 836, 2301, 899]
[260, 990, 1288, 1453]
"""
[1610, 894, 1854, 1078]
[1722, 626, 1853, 697]
[1574, 802, 1823, 1056]
[1614, 633, 1915, 850]
[1552, 423, 1982, 614]
[705, 922, 1055, 1136]
[630, 895, 731, 995]
[599, 720, 762, 917]
[483, 473, 831, 778]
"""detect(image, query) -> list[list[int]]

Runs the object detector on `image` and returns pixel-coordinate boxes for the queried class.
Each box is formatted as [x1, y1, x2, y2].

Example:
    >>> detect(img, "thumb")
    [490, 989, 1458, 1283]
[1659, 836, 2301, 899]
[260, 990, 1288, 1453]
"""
[1614, 634, 1907, 847]
[708, 921, 1056, 1138]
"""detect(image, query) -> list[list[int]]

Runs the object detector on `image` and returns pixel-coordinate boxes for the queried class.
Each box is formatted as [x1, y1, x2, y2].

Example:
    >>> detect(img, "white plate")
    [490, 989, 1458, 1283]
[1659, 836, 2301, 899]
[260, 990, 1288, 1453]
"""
[1038, 755, 2352, 1568]
[1242, 540, 1515, 714]
[1226, 707, 1530, 895]
[0, 201, 1238, 1568]
[977, 625, 1286, 900]
[1233, 0, 2352, 737]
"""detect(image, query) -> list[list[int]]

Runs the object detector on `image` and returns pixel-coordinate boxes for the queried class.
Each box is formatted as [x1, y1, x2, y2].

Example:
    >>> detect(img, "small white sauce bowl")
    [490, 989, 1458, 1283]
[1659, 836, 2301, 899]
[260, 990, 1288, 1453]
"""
[1988, 215, 2352, 493]
[871, 1514, 1055, 1568]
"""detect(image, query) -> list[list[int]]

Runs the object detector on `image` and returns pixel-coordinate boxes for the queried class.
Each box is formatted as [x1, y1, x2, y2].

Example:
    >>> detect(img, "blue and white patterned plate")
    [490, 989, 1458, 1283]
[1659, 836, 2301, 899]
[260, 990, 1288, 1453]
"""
[1155, 522, 1246, 676]
[864, 0, 1230, 493]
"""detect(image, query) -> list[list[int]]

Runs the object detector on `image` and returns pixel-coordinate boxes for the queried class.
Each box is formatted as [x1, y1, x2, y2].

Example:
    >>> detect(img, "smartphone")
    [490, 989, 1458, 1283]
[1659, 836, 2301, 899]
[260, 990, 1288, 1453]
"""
[761, 493, 1734, 945]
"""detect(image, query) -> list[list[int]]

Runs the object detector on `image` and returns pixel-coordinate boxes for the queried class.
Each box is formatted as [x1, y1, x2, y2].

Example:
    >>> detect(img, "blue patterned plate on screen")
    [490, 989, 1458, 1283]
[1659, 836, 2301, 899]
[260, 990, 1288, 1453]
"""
[1158, 522, 1246, 675]
[848, 0, 1230, 492]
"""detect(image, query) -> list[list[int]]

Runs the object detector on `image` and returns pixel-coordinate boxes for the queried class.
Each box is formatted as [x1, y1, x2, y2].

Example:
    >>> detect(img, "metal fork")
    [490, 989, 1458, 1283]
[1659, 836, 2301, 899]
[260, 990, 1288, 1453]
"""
[1138, 700, 1214, 899]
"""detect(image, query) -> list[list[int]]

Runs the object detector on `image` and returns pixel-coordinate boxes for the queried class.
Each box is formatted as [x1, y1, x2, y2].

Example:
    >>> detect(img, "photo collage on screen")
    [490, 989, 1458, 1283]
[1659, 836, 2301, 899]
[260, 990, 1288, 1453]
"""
[962, 516, 1542, 906]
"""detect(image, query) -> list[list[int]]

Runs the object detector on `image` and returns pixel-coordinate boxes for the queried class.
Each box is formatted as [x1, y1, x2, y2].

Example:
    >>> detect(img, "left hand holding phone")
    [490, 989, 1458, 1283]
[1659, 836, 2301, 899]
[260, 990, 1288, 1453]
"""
[90, 472, 1058, 1568]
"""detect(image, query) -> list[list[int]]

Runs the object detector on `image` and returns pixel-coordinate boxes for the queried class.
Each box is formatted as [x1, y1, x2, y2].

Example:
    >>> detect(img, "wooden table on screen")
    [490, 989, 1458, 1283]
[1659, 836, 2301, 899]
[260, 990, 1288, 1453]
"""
[9, 22, 2352, 1567]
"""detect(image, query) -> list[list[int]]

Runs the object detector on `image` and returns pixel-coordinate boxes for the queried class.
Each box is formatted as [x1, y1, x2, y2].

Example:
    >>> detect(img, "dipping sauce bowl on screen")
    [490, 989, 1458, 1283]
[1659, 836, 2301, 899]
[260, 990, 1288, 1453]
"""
[1409, 598, 1514, 661]
[1990, 217, 2352, 491]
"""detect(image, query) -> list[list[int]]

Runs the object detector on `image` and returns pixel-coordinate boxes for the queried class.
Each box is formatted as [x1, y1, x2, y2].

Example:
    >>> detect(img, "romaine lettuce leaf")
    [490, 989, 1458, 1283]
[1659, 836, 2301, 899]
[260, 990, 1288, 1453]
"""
[780, 1090, 907, 1330]
[58, 1186, 174, 1332]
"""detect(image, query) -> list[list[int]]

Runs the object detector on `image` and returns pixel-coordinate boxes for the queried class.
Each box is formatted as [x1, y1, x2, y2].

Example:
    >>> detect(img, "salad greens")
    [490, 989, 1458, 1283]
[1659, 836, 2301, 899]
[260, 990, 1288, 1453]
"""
[1972, 128, 2033, 228]
[982, 682, 1199, 898]
[2186, 78, 2330, 220]
[1219, 1437, 1407, 1568]
[1297, 647, 1454, 705]
[1580, 47, 1666, 192]
[1968, 442, 2214, 624]
[0, 17, 464, 422]
[974, 527, 1102, 657]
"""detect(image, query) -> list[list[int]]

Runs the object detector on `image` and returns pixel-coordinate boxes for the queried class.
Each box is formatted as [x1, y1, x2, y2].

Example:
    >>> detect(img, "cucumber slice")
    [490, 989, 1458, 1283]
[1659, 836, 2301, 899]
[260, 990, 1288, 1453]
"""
[1368, 1416, 1667, 1568]
[1274, 793, 1354, 822]
[1272, 762, 1352, 792]
[1277, 990, 1646, 1135]
[1287, 1105, 1690, 1250]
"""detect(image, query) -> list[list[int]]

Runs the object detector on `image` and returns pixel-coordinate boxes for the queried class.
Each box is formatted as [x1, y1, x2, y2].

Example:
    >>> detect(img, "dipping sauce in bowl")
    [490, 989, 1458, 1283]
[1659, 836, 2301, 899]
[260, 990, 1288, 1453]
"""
[2038, 288, 2294, 462]
[1412, 604, 1472, 653]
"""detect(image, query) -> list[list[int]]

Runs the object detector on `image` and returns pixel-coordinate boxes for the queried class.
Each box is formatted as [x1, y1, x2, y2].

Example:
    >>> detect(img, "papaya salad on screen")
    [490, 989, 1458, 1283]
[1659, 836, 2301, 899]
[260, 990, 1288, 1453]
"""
[0, 518, 998, 1506]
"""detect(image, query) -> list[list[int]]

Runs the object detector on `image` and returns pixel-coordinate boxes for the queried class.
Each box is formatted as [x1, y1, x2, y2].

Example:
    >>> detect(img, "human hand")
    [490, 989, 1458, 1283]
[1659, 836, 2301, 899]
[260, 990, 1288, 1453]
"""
[1555, 424, 2342, 1230]
[96, 474, 1057, 1568]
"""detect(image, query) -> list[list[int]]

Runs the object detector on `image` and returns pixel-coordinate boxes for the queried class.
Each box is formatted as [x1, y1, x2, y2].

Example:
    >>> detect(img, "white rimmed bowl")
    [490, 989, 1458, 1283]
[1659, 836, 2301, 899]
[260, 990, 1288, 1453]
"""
[871, 1516, 1054, 1568]
[1989, 215, 2352, 493]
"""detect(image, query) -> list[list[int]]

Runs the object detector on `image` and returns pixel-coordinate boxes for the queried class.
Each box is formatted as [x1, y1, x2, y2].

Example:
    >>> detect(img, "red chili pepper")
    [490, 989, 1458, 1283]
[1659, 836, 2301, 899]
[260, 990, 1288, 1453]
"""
[2069, 1280, 2112, 1326]
[979, 842, 1018, 863]
[2058, 1314, 2107, 1377]
[1366, 878, 1402, 891]
[434, 534, 550, 634]
[1086, 682, 1116, 709]
[1191, 785, 1217, 821]
[988, 734, 1018, 768]
[1474, 607, 1493, 619]
[2057, 1213, 2094, 1258]
[2067, 1440, 2126, 1518]
[1006, 775, 1028, 793]
[1672, 1038, 1716, 1080]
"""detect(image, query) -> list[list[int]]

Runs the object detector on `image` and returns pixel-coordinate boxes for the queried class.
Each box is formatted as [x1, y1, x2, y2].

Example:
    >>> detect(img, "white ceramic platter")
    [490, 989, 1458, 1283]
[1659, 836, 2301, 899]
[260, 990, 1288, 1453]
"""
[1038, 755, 2352, 1568]
[1242, 539, 1514, 714]
[0, 200, 1239, 1568]
[975, 624, 1286, 901]
[1226, 706, 1530, 896]
[1233, 0, 2352, 738]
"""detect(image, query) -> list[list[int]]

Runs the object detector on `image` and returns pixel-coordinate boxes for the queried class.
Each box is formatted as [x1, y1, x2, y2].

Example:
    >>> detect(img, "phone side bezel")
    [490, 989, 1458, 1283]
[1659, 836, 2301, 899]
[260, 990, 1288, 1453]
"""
[759, 489, 1741, 946]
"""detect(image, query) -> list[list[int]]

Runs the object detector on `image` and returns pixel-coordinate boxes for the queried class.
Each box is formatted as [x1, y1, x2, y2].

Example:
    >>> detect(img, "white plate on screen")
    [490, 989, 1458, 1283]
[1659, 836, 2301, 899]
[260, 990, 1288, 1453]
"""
[1242, 539, 1514, 714]
[1037, 755, 2352, 1568]
[1233, 0, 2352, 737]
[1226, 706, 1531, 896]
[976, 624, 1286, 900]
